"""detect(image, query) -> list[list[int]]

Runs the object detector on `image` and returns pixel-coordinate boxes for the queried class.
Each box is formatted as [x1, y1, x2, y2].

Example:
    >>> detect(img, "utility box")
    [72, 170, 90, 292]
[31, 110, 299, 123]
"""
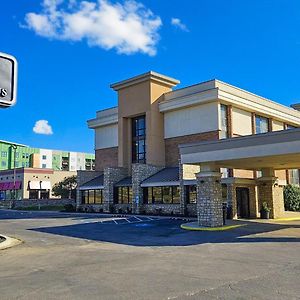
[0, 52, 18, 108]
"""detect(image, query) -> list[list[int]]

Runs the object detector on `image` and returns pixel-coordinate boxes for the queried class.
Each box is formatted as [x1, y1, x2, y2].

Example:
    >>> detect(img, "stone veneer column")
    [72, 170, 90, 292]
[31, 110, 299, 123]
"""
[132, 163, 163, 214]
[178, 160, 186, 216]
[103, 167, 128, 213]
[226, 183, 237, 219]
[76, 170, 103, 210]
[196, 169, 223, 227]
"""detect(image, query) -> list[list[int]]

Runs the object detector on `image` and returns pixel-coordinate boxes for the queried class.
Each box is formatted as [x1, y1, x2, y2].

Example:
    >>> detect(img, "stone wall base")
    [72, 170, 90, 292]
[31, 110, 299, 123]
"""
[142, 204, 181, 215]
[1, 199, 76, 209]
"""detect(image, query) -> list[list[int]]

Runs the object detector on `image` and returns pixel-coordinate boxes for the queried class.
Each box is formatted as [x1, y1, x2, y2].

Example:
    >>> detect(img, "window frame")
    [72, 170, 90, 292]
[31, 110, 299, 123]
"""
[255, 115, 269, 134]
[146, 186, 180, 204]
[132, 115, 146, 164]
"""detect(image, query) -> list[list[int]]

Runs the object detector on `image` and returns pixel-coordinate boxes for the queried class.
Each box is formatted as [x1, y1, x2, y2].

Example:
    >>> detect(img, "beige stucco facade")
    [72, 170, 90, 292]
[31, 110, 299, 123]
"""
[112, 72, 179, 169]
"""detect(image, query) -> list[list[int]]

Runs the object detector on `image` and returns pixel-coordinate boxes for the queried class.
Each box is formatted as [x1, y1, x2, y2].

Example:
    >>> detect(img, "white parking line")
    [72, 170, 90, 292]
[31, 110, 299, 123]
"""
[134, 216, 143, 222]
[113, 219, 118, 224]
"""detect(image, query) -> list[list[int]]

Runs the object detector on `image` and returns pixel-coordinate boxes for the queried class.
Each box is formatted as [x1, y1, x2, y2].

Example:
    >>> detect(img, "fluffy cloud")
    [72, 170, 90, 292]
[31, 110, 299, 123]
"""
[171, 18, 188, 32]
[33, 120, 53, 135]
[24, 0, 162, 56]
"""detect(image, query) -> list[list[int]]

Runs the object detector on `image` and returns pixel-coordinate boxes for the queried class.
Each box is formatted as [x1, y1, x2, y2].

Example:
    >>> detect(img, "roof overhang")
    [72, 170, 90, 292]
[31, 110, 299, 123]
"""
[79, 185, 104, 191]
[180, 128, 300, 170]
[87, 107, 118, 129]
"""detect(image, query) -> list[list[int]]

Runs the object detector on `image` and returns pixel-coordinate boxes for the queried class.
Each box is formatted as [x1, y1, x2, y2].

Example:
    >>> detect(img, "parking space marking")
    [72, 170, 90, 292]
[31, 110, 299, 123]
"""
[75, 216, 168, 225]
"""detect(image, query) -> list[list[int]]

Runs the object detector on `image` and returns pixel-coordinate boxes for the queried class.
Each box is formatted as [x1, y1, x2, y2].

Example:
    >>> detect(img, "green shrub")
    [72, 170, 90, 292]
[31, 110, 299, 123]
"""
[283, 184, 300, 211]
[63, 204, 76, 212]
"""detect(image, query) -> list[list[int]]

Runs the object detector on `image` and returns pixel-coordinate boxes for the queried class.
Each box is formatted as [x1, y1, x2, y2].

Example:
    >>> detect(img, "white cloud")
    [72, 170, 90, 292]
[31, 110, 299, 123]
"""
[33, 120, 53, 135]
[171, 18, 188, 32]
[24, 0, 162, 56]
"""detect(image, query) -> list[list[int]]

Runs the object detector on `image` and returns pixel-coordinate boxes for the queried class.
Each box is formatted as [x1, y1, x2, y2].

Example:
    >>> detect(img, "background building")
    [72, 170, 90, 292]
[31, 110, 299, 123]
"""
[0, 140, 95, 171]
[0, 168, 76, 200]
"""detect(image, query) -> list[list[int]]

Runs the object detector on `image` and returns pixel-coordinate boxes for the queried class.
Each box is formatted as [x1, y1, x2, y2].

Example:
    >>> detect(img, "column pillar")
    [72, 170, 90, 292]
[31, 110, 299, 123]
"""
[196, 165, 223, 227]
[226, 183, 237, 219]
[103, 167, 128, 213]
[257, 168, 285, 218]
[132, 164, 162, 214]
[179, 160, 186, 216]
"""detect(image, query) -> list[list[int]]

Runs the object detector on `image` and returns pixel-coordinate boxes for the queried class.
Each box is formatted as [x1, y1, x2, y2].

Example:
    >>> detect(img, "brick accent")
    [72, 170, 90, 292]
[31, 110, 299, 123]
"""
[165, 131, 219, 167]
[196, 171, 223, 227]
[103, 167, 128, 213]
[95, 147, 118, 171]
[132, 163, 163, 214]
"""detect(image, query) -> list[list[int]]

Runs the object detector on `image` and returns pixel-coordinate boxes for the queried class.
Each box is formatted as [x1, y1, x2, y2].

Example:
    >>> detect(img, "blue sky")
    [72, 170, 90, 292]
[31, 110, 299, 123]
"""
[1, 0, 300, 153]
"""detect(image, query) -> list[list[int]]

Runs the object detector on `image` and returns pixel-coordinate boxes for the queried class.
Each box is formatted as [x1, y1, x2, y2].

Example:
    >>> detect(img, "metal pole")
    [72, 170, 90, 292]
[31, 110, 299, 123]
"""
[12, 144, 17, 200]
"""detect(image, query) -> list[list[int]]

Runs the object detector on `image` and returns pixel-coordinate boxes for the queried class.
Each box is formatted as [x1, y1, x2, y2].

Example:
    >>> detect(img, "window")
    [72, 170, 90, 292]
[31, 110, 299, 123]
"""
[162, 187, 172, 204]
[42, 164, 47, 169]
[255, 115, 269, 134]
[1, 151, 7, 158]
[82, 190, 103, 204]
[1, 161, 7, 167]
[42, 155, 47, 160]
[220, 104, 228, 139]
[15, 162, 19, 168]
[186, 185, 197, 204]
[132, 115, 146, 163]
[95, 190, 103, 204]
[172, 187, 180, 204]
[22, 153, 29, 159]
[286, 124, 296, 130]
[117, 187, 133, 204]
[146, 186, 180, 204]
[15, 152, 19, 158]
[288, 169, 300, 185]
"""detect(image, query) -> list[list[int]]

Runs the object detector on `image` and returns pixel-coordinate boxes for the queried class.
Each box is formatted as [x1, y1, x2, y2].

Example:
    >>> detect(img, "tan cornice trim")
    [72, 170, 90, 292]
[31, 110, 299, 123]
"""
[110, 71, 180, 91]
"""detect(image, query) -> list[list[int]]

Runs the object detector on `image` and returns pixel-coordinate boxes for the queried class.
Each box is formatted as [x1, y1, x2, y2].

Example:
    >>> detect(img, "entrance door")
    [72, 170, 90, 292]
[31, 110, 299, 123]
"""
[236, 187, 250, 218]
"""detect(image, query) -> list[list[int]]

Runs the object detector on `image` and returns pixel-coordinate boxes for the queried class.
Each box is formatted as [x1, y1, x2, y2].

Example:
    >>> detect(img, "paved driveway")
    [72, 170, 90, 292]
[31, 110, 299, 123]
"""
[1, 209, 300, 299]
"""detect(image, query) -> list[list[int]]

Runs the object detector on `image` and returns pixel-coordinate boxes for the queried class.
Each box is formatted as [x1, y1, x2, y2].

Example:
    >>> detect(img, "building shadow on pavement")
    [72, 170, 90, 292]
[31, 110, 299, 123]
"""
[29, 219, 300, 247]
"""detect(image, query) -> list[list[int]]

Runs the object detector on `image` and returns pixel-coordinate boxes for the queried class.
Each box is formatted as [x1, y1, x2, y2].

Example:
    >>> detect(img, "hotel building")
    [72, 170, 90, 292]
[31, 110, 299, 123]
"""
[78, 71, 300, 226]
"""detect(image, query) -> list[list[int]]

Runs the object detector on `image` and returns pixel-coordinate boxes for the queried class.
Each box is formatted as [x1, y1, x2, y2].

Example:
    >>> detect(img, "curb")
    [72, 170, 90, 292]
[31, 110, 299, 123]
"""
[273, 217, 300, 222]
[181, 222, 246, 231]
[0, 235, 22, 250]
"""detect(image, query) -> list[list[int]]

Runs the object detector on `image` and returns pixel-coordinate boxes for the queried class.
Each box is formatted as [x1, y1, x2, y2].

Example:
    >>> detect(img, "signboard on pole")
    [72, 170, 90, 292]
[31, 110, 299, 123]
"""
[0, 52, 18, 108]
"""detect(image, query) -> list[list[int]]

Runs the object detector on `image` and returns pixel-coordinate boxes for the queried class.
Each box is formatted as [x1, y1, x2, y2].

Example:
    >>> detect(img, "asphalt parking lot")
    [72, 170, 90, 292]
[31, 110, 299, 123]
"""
[1, 209, 300, 299]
